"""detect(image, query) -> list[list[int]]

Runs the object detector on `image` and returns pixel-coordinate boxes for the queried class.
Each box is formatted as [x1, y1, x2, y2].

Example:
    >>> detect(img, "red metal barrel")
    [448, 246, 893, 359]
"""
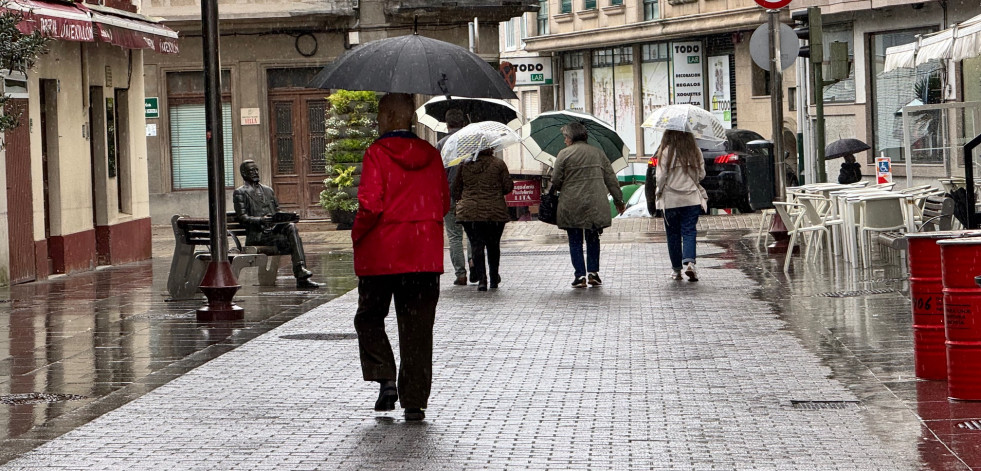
[938, 236, 981, 400]
[906, 232, 963, 380]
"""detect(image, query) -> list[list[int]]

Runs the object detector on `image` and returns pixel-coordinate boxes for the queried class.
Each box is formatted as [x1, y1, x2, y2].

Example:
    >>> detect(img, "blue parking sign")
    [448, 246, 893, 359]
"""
[877, 160, 890, 173]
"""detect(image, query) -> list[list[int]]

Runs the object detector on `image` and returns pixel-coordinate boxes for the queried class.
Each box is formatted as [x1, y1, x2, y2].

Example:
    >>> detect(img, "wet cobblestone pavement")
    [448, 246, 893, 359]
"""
[1, 216, 979, 469]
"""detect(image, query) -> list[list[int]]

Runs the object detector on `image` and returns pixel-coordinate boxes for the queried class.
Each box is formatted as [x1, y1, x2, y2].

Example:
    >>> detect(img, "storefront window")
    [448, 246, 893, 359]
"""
[871, 28, 942, 164]
[642, 43, 670, 155]
[592, 47, 636, 154]
[564, 52, 585, 112]
[167, 71, 234, 190]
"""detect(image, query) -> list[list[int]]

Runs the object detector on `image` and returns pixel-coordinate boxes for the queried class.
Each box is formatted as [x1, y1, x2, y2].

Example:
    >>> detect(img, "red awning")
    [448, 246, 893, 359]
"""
[90, 10, 179, 54]
[4, 0, 94, 42]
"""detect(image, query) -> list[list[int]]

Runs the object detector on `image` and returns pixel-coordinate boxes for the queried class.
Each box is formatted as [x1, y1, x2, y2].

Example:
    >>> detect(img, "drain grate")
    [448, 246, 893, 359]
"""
[791, 400, 861, 410]
[814, 289, 896, 298]
[279, 333, 358, 341]
[1, 393, 88, 405]
[500, 251, 567, 256]
[956, 420, 981, 430]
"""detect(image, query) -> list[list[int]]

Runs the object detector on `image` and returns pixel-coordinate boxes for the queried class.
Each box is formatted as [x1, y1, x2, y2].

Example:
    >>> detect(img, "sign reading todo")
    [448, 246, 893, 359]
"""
[671, 41, 704, 107]
[506, 57, 553, 87]
[505, 180, 541, 207]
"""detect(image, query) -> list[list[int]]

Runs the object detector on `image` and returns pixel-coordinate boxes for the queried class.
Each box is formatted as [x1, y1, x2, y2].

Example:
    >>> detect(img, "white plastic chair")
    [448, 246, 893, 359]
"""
[773, 201, 833, 272]
[856, 195, 910, 268]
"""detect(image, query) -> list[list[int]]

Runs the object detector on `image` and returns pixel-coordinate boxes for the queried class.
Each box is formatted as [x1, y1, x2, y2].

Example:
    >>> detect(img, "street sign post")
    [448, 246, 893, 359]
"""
[749, 23, 799, 71]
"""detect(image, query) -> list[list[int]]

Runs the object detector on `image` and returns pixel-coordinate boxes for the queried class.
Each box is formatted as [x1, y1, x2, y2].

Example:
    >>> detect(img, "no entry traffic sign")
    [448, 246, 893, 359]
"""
[755, 0, 792, 8]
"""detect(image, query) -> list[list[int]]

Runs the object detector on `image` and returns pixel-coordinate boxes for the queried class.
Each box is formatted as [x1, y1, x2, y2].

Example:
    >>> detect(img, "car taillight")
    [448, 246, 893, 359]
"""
[714, 153, 739, 164]
[648, 157, 658, 167]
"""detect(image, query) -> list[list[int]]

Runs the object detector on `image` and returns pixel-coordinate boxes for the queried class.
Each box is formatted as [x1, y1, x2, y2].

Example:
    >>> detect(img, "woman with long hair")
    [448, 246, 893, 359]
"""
[452, 148, 514, 291]
[654, 130, 707, 281]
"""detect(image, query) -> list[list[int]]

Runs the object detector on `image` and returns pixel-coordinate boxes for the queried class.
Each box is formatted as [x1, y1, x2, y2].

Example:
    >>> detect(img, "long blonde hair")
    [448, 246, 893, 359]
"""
[656, 130, 701, 170]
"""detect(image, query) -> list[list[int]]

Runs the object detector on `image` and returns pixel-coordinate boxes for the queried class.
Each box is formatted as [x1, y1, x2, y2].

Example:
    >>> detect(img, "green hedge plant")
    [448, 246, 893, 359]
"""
[320, 90, 380, 213]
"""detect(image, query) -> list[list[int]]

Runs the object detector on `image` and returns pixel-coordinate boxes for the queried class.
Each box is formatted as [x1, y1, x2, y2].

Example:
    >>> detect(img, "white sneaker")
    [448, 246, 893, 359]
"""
[671, 270, 683, 280]
[684, 262, 698, 282]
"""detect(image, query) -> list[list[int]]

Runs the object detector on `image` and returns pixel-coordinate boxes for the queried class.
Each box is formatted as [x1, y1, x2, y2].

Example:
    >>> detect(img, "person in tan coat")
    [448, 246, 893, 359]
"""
[452, 148, 514, 291]
[551, 122, 625, 288]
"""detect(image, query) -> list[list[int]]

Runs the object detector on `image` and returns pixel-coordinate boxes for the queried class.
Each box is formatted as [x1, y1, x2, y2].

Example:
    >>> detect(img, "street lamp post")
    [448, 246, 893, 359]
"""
[197, 0, 243, 321]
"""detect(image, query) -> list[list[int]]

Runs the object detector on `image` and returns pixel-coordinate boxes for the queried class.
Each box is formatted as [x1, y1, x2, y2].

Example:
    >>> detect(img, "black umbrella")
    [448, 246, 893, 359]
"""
[825, 138, 871, 159]
[416, 96, 522, 133]
[307, 34, 517, 100]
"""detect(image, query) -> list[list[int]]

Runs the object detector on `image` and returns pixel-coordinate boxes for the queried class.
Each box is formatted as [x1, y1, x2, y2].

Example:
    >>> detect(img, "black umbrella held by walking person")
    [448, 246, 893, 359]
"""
[307, 34, 517, 100]
[825, 138, 871, 159]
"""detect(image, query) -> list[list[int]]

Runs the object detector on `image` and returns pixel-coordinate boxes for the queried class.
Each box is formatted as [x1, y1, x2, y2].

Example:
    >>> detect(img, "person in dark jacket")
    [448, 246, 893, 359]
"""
[436, 109, 473, 286]
[352, 93, 450, 422]
[838, 153, 862, 184]
[452, 147, 514, 291]
[551, 122, 625, 288]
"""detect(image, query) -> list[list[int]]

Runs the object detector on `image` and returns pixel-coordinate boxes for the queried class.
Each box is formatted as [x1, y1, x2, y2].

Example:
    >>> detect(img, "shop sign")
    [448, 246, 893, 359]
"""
[506, 57, 553, 86]
[241, 108, 260, 126]
[506, 180, 541, 207]
[671, 41, 704, 107]
[707, 55, 731, 129]
[144, 97, 159, 119]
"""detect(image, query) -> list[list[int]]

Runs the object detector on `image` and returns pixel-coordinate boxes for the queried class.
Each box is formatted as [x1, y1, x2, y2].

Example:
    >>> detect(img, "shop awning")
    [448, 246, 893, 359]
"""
[90, 10, 179, 54]
[3, 0, 94, 42]
[884, 13, 981, 72]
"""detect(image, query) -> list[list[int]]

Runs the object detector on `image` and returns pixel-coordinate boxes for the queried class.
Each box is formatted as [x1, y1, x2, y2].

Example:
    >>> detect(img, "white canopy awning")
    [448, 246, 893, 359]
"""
[884, 13, 981, 72]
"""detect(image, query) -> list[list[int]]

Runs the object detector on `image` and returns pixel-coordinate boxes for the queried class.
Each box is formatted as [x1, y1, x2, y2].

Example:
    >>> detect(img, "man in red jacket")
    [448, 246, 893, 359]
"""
[352, 93, 450, 422]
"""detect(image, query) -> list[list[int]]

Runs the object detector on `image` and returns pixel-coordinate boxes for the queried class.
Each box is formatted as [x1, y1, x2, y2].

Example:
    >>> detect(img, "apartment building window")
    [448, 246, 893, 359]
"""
[537, 0, 549, 35]
[563, 52, 585, 111]
[167, 70, 234, 190]
[520, 15, 528, 48]
[642, 42, 670, 154]
[561, 0, 571, 13]
[611, 0, 623, 5]
[821, 23, 855, 103]
[504, 18, 517, 51]
[751, 64, 770, 97]
[584, 0, 596, 9]
[643, 0, 659, 20]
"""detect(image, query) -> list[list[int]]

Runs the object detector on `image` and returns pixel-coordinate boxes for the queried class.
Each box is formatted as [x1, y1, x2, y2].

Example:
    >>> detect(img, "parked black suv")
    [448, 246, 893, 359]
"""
[645, 129, 773, 214]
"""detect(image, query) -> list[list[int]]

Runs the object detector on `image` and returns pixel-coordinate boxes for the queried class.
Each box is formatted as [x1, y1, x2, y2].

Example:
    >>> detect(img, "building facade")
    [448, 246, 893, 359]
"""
[142, 0, 538, 223]
[1, 0, 176, 285]
[521, 0, 797, 181]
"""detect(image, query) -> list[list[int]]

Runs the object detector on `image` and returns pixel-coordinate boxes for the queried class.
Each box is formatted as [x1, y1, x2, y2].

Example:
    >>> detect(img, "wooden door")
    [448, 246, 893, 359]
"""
[4, 99, 36, 283]
[269, 91, 328, 218]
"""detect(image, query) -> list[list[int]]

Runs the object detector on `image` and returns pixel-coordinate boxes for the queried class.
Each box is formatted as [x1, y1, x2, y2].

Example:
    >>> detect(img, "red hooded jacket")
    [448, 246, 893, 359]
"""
[352, 131, 450, 276]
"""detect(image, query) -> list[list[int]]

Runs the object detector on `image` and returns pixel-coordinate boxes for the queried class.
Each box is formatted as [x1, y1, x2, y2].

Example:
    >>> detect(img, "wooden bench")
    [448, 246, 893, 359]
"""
[167, 212, 283, 300]
[876, 195, 954, 253]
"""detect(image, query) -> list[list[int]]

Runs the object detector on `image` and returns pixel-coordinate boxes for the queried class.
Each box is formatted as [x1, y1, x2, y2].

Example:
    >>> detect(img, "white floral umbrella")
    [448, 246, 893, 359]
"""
[439, 121, 526, 167]
[641, 104, 727, 148]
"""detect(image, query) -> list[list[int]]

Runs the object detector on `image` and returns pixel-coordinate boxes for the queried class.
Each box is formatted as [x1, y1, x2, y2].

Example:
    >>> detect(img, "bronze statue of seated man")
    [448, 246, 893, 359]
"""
[233, 160, 321, 289]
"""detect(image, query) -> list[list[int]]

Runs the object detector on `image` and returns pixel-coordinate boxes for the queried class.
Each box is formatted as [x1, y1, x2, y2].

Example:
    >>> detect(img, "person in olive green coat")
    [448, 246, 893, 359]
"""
[551, 122, 625, 289]
[452, 148, 514, 291]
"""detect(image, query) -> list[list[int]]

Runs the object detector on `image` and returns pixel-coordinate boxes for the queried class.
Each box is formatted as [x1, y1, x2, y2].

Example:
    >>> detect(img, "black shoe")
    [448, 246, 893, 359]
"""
[468, 262, 478, 283]
[571, 276, 587, 288]
[477, 277, 488, 292]
[490, 274, 501, 289]
[587, 272, 602, 286]
[404, 408, 425, 421]
[297, 278, 321, 289]
[374, 381, 397, 411]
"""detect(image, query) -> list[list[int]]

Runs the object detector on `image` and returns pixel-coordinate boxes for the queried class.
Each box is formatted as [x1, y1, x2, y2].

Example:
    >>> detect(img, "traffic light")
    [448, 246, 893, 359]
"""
[792, 7, 822, 63]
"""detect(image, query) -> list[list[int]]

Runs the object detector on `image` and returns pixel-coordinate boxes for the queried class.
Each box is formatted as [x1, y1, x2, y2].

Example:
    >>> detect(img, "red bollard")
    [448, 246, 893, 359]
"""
[938, 236, 981, 400]
[906, 232, 960, 380]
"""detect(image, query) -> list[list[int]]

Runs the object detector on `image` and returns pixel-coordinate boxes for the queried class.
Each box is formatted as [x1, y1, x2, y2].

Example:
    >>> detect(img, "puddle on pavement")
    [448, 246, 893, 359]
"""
[0, 247, 356, 463]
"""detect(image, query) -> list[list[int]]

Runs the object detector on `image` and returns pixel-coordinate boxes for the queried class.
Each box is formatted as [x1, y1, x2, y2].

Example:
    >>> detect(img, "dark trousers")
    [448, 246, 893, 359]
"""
[461, 221, 506, 281]
[253, 222, 308, 278]
[567, 228, 601, 278]
[354, 273, 440, 409]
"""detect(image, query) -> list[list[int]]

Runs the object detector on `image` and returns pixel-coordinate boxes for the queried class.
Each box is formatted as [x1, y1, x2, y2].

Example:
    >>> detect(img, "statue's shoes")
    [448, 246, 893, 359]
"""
[297, 278, 321, 289]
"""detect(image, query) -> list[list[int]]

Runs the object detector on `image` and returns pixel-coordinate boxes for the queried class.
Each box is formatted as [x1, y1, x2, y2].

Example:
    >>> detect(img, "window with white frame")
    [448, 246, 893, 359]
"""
[504, 18, 517, 51]
[643, 0, 659, 20]
[537, 0, 549, 35]
[167, 71, 235, 190]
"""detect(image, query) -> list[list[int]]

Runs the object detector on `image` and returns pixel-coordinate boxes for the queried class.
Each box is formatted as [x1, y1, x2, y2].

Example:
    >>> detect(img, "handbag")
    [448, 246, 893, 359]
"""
[538, 188, 558, 225]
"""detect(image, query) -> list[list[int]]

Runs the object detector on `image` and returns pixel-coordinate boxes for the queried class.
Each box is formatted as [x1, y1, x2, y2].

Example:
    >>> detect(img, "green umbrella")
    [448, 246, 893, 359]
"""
[520, 110, 629, 172]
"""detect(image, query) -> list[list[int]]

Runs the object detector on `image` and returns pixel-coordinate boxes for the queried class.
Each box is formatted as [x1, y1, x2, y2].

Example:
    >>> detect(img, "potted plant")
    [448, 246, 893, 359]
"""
[319, 90, 379, 229]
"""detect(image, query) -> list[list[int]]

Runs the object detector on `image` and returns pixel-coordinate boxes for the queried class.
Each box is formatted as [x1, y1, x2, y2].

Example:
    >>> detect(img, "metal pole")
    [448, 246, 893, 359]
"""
[197, 0, 243, 320]
[814, 60, 827, 183]
[769, 10, 786, 201]
[203, 0, 227, 261]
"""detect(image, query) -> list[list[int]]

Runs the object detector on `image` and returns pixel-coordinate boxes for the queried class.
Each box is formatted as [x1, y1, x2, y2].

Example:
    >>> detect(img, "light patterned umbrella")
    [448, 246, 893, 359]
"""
[641, 104, 726, 147]
[439, 121, 525, 167]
